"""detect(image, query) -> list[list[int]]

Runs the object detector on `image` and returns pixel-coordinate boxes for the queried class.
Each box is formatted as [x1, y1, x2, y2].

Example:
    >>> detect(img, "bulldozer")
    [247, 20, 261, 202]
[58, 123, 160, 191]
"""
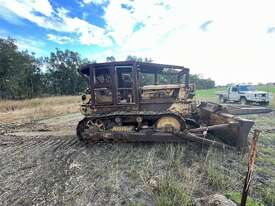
[77, 61, 256, 150]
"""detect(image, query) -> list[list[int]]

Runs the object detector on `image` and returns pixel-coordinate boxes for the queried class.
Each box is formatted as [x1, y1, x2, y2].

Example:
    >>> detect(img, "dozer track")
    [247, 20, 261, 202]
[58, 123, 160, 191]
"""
[76, 108, 254, 150]
[77, 111, 187, 140]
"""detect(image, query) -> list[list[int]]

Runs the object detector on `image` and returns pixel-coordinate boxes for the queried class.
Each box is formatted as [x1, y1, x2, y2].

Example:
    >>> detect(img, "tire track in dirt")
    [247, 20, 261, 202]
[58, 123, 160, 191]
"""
[0, 113, 157, 205]
[0, 113, 86, 205]
[0, 134, 86, 205]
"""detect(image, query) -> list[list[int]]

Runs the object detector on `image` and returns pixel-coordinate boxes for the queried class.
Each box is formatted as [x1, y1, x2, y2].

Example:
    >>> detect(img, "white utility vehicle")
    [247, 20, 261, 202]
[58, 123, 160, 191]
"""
[217, 84, 272, 105]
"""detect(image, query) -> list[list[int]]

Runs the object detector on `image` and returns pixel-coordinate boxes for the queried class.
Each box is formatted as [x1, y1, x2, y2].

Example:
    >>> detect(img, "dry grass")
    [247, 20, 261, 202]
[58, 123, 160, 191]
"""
[0, 96, 80, 123]
[1, 94, 275, 205]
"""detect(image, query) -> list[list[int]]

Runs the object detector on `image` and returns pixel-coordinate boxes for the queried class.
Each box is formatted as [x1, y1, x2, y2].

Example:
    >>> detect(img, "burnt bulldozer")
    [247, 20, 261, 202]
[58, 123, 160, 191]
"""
[77, 61, 255, 149]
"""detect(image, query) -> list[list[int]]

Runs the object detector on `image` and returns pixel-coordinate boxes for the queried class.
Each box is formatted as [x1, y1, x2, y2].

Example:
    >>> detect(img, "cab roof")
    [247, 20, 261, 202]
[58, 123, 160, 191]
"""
[79, 61, 189, 76]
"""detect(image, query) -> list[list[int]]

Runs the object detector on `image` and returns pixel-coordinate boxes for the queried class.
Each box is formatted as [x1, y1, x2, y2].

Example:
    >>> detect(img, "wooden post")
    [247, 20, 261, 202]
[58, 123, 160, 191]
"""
[240, 129, 261, 206]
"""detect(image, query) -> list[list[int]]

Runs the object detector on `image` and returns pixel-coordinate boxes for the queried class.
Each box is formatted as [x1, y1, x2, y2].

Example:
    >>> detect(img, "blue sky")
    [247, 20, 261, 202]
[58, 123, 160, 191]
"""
[0, 0, 275, 84]
[0, 0, 109, 57]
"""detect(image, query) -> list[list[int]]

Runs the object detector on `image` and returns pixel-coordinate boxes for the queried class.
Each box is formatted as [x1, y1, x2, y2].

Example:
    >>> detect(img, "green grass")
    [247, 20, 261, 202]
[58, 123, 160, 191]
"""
[154, 176, 192, 206]
[256, 85, 275, 93]
[256, 184, 275, 206]
[196, 87, 226, 97]
[207, 166, 230, 191]
[128, 202, 146, 206]
[225, 192, 264, 206]
[192, 86, 275, 206]
[196, 85, 275, 98]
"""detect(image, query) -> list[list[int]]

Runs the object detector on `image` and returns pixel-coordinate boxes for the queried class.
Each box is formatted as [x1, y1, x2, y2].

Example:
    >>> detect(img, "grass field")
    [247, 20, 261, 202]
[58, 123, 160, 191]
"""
[0, 96, 80, 123]
[1, 85, 273, 124]
[195, 86, 275, 206]
[0, 88, 275, 205]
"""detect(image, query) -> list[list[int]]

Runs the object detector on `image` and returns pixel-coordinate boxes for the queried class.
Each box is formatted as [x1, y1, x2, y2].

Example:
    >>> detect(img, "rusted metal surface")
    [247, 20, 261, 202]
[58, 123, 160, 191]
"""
[77, 61, 255, 149]
[241, 129, 261, 206]
[199, 102, 272, 115]
[80, 61, 190, 110]
[221, 104, 272, 115]
[79, 130, 234, 150]
[189, 123, 238, 133]
[198, 102, 254, 148]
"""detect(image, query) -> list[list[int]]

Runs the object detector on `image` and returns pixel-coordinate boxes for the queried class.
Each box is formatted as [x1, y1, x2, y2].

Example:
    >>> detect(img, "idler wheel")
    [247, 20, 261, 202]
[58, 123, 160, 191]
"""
[156, 116, 182, 133]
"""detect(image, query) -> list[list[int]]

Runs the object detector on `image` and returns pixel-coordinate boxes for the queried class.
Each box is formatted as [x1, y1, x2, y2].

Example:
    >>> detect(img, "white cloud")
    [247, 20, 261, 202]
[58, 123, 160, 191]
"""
[47, 34, 73, 44]
[98, 0, 275, 85]
[104, 1, 136, 45]
[1, 0, 275, 84]
[31, 0, 53, 16]
[0, 29, 46, 55]
[0, 1, 62, 30]
[0, 0, 53, 18]
[0, 6, 25, 25]
[16, 39, 45, 55]
[56, 8, 112, 46]
[0, 0, 112, 47]
[82, 0, 107, 5]
[0, 35, 46, 55]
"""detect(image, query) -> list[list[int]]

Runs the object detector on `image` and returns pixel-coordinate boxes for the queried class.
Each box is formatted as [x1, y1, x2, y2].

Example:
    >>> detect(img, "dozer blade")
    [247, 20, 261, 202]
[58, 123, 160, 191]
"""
[198, 102, 255, 149]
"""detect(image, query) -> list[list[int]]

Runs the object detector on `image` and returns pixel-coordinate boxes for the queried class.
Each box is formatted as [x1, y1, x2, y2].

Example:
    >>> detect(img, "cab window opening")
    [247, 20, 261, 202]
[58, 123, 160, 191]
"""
[93, 67, 113, 105]
[116, 66, 134, 104]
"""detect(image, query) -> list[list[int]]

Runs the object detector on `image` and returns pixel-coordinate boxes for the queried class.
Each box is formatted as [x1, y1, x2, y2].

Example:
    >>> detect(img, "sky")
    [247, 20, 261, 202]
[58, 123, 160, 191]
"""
[0, 0, 275, 85]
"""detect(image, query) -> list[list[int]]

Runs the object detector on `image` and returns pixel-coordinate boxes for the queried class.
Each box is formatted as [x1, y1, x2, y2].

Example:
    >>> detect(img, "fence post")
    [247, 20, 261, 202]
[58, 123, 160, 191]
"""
[240, 129, 261, 206]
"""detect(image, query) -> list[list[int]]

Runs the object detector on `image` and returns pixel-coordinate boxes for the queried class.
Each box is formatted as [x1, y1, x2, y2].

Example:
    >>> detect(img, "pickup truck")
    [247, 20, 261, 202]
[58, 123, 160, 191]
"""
[216, 84, 272, 105]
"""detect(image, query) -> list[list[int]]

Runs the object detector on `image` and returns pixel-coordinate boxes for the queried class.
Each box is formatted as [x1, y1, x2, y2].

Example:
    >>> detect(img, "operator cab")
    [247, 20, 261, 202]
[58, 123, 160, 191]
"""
[79, 61, 192, 115]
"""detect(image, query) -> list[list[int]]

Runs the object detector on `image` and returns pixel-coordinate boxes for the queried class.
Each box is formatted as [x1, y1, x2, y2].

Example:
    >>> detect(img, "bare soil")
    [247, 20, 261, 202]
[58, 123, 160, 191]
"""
[0, 113, 159, 206]
[1, 112, 275, 206]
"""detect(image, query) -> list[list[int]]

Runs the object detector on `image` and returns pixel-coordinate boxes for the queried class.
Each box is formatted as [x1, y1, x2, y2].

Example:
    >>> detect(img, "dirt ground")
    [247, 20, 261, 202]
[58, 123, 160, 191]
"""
[1, 112, 275, 206]
[0, 113, 159, 205]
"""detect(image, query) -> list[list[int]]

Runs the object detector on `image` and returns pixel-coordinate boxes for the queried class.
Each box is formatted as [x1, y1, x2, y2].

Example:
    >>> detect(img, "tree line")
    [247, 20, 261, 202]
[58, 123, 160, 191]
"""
[0, 38, 89, 99]
[0, 37, 215, 99]
[189, 74, 215, 90]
